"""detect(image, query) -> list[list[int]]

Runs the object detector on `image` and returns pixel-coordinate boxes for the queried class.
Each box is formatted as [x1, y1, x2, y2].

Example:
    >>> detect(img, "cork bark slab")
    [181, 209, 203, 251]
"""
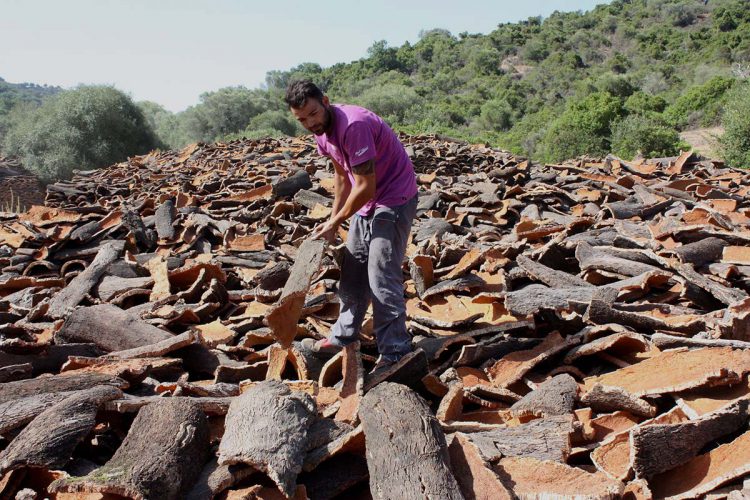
[55, 304, 173, 352]
[0, 385, 121, 474]
[51, 398, 210, 500]
[266, 238, 326, 347]
[630, 398, 749, 479]
[464, 414, 574, 463]
[591, 406, 689, 481]
[447, 433, 513, 500]
[651, 429, 750, 500]
[335, 343, 363, 425]
[47, 241, 124, 318]
[486, 331, 579, 388]
[360, 382, 463, 500]
[493, 456, 624, 499]
[219, 380, 316, 497]
[583, 347, 750, 398]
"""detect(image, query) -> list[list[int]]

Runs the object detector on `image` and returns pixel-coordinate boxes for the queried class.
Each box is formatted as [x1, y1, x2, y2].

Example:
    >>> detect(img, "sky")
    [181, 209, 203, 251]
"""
[2, 0, 607, 112]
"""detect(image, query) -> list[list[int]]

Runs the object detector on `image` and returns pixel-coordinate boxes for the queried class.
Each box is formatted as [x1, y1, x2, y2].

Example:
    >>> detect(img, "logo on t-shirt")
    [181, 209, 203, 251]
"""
[355, 146, 369, 157]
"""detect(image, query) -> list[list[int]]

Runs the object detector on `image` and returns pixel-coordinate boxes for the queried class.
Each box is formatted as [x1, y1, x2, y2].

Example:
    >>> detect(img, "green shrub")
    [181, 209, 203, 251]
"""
[354, 83, 420, 124]
[539, 92, 624, 161]
[247, 110, 299, 136]
[611, 115, 684, 159]
[3, 85, 159, 182]
[721, 82, 750, 168]
[663, 76, 736, 129]
[478, 98, 514, 131]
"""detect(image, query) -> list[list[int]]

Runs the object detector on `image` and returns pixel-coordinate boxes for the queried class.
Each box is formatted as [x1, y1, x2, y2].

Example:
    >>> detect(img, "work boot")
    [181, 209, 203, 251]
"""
[367, 354, 399, 377]
[300, 337, 341, 356]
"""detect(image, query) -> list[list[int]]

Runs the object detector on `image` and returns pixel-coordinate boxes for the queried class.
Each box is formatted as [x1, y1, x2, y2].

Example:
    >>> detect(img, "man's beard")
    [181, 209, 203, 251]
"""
[313, 106, 332, 136]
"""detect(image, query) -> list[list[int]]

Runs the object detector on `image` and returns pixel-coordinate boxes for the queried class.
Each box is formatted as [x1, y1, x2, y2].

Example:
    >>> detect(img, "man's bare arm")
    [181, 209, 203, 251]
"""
[330, 159, 351, 218]
[330, 158, 376, 226]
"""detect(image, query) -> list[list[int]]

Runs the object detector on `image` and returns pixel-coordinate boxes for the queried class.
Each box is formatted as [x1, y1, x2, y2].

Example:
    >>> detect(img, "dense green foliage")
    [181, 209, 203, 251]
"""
[3, 0, 750, 179]
[3, 86, 160, 182]
[0, 77, 61, 142]
[721, 82, 750, 167]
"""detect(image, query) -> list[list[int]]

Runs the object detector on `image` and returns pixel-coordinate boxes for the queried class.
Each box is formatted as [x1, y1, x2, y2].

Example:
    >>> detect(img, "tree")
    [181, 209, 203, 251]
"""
[3, 85, 159, 182]
[180, 86, 266, 143]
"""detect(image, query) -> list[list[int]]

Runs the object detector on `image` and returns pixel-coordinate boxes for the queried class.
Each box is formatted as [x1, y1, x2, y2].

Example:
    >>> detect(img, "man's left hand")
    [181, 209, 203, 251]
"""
[311, 220, 338, 243]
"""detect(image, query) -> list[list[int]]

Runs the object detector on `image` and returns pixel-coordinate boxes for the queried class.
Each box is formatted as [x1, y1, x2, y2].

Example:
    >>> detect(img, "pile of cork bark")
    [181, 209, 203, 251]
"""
[0, 157, 45, 212]
[1, 134, 750, 499]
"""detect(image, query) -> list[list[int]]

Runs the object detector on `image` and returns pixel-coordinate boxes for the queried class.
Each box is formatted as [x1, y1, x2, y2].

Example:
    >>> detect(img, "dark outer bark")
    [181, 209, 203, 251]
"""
[96, 276, 153, 302]
[455, 336, 540, 367]
[121, 204, 156, 250]
[674, 263, 748, 306]
[651, 332, 750, 350]
[273, 170, 313, 198]
[631, 399, 749, 478]
[510, 374, 578, 417]
[581, 384, 657, 418]
[47, 241, 124, 318]
[421, 274, 485, 300]
[0, 372, 125, 405]
[0, 364, 31, 383]
[516, 254, 593, 288]
[0, 385, 122, 473]
[154, 199, 176, 241]
[363, 349, 428, 392]
[55, 304, 173, 352]
[672, 237, 727, 266]
[293, 189, 332, 209]
[218, 380, 316, 497]
[186, 457, 257, 500]
[299, 453, 369, 500]
[359, 382, 464, 500]
[504, 284, 594, 316]
[409, 256, 434, 299]
[465, 415, 573, 463]
[51, 397, 210, 500]
[103, 331, 195, 360]
[266, 238, 326, 347]
[305, 418, 355, 452]
[0, 391, 77, 435]
[576, 242, 663, 277]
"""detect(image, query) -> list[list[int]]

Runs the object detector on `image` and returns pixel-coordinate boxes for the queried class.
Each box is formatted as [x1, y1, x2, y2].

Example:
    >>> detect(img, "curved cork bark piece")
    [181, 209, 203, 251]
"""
[591, 406, 688, 481]
[447, 433, 513, 500]
[218, 380, 316, 498]
[51, 397, 210, 500]
[486, 331, 579, 388]
[504, 285, 595, 316]
[47, 241, 124, 318]
[360, 382, 464, 500]
[55, 304, 173, 352]
[583, 347, 750, 399]
[0, 372, 125, 405]
[186, 457, 256, 500]
[563, 332, 650, 363]
[651, 430, 750, 500]
[0, 385, 121, 474]
[630, 398, 749, 478]
[464, 414, 573, 463]
[510, 373, 578, 418]
[581, 384, 657, 418]
[493, 456, 624, 499]
[516, 254, 594, 288]
[266, 238, 326, 347]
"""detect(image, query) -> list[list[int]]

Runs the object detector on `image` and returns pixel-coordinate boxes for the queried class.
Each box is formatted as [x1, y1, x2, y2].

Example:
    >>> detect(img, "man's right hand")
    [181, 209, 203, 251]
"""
[310, 219, 338, 244]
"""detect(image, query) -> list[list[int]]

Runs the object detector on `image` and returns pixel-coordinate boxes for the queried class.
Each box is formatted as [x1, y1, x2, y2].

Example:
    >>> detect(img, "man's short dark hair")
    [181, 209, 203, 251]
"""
[284, 80, 324, 108]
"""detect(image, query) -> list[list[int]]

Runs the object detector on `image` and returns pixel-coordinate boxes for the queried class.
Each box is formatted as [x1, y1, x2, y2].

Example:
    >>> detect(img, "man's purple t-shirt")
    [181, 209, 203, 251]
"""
[315, 104, 418, 217]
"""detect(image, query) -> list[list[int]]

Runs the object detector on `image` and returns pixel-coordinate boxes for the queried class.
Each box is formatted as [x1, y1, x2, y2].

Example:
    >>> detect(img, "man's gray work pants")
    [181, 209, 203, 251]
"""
[329, 194, 418, 361]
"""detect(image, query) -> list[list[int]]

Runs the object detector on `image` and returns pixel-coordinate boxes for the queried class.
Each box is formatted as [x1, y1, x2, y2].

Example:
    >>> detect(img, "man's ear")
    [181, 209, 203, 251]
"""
[322, 95, 330, 106]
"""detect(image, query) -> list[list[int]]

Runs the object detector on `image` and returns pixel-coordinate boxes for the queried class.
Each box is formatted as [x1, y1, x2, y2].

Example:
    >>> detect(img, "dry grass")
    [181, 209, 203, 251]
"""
[0, 188, 23, 213]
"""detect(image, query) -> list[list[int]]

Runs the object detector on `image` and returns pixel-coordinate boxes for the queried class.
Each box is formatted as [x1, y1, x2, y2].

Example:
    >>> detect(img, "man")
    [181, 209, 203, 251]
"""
[287, 80, 418, 371]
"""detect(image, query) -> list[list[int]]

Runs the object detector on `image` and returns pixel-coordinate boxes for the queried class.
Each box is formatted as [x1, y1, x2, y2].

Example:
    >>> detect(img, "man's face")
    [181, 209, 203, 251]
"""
[291, 95, 331, 136]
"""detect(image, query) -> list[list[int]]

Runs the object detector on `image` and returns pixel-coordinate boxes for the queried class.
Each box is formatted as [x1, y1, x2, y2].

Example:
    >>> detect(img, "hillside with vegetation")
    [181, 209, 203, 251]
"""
[2, 0, 750, 182]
